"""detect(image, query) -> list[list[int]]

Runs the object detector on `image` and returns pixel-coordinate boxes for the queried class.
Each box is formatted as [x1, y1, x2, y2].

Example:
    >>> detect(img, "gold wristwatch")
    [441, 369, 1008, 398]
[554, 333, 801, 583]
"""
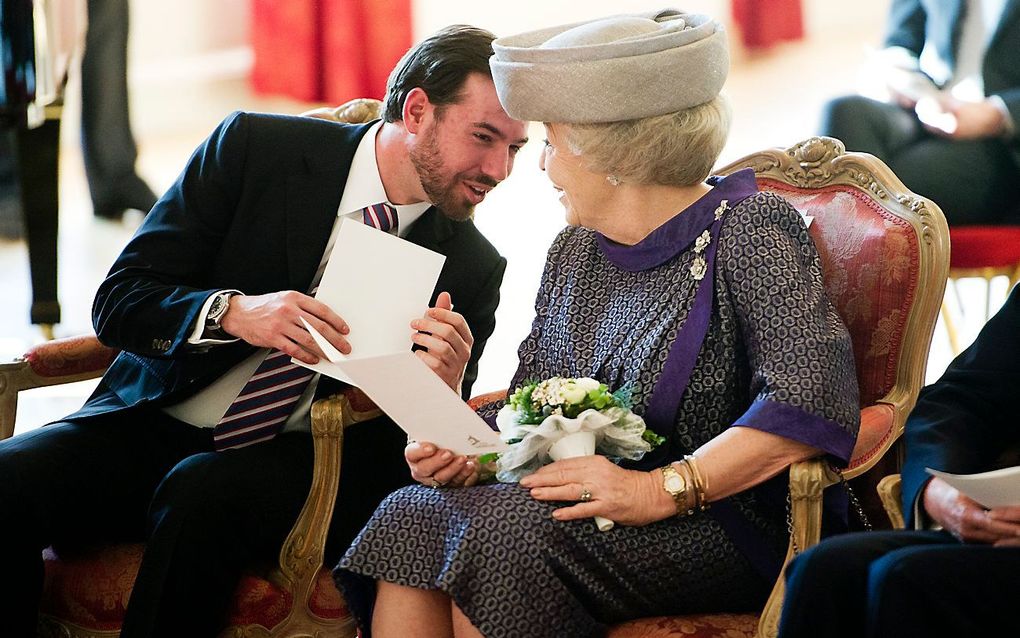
[660, 463, 688, 516]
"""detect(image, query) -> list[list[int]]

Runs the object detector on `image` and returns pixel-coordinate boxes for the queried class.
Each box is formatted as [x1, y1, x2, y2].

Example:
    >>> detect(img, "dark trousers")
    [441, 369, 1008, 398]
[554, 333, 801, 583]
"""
[820, 95, 1020, 226]
[778, 530, 1020, 638]
[0, 406, 411, 638]
[80, 0, 156, 214]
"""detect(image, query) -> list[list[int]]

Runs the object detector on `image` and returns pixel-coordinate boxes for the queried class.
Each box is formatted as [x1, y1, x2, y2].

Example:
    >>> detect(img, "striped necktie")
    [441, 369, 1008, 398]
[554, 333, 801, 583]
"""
[213, 202, 398, 450]
[363, 202, 398, 234]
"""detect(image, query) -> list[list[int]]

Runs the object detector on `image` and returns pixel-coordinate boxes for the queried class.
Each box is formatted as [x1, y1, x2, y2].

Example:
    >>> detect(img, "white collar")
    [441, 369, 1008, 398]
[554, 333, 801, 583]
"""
[337, 121, 430, 236]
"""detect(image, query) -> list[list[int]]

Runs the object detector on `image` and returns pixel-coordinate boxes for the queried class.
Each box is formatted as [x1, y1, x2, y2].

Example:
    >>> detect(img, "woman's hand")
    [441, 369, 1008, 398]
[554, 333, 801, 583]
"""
[520, 456, 675, 526]
[924, 478, 1020, 544]
[405, 441, 480, 488]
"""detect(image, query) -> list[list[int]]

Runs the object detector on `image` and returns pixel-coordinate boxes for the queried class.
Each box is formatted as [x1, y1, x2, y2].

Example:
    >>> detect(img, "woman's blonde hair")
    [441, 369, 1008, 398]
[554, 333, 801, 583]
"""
[564, 94, 732, 187]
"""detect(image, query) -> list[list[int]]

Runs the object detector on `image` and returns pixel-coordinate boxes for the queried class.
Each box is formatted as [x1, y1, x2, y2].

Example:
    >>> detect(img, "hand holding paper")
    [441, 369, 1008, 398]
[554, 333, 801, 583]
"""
[406, 441, 482, 488]
[411, 291, 474, 393]
[923, 472, 1020, 545]
[293, 217, 446, 383]
[295, 218, 504, 456]
[222, 291, 351, 365]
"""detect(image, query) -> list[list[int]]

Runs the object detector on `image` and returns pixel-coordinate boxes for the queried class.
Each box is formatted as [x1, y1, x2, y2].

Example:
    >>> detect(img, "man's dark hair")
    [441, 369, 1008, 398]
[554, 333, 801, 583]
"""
[383, 25, 496, 123]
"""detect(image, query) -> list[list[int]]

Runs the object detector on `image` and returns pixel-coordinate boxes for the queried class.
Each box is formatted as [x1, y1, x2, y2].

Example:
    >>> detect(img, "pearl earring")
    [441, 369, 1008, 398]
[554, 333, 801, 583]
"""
[606, 175, 621, 186]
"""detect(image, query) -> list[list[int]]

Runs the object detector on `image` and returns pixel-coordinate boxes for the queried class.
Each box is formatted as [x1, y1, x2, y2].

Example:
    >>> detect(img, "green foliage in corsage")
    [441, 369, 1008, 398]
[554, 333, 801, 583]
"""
[507, 377, 633, 424]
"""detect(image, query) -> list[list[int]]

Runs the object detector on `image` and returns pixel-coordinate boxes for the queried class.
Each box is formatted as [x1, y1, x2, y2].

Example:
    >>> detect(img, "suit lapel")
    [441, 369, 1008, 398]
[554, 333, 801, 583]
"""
[405, 206, 455, 252]
[285, 122, 375, 291]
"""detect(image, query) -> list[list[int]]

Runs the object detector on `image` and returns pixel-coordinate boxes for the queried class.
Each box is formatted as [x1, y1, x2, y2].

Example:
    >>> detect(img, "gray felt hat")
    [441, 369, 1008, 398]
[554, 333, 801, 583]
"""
[490, 9, 728, 124]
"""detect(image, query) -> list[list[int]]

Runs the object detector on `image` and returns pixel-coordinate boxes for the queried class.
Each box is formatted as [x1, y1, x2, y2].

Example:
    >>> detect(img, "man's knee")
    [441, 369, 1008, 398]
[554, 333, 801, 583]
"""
[787, 533, 878, 587]
[147, 452, 228, 534]
[867, 545, 936, 597]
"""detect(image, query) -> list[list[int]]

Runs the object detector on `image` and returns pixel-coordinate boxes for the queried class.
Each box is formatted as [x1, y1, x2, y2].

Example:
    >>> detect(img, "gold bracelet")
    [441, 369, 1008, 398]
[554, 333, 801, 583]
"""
[681, 454, 709, 511]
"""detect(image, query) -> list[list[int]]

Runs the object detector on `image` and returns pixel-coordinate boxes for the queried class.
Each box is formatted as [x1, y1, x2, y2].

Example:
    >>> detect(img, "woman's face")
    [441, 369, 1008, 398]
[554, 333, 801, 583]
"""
[539, 123, 614, 227]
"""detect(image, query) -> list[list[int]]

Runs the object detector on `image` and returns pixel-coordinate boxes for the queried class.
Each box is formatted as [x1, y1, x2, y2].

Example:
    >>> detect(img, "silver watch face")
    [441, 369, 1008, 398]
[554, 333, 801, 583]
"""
[664, 474, 684, 493]
[208, 294, 229, 324]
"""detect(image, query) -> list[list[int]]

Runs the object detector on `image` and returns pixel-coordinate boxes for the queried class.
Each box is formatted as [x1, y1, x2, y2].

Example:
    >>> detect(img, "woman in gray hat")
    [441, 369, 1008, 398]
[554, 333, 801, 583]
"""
[335, 10, 859, 637]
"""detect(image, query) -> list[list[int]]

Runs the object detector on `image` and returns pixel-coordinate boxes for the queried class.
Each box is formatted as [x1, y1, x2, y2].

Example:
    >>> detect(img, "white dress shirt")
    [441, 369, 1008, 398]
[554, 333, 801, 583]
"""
[163, 121, 431, 431]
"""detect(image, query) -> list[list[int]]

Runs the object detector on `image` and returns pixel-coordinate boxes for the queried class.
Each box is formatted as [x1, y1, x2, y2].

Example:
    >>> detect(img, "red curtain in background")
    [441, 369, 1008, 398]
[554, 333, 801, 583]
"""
[251, 0, 413, 104]
[731, 0, 804, 49]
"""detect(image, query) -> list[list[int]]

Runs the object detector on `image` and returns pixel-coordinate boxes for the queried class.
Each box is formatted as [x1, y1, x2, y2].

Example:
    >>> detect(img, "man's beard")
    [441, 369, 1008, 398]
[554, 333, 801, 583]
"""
[409, 124, 497, 222]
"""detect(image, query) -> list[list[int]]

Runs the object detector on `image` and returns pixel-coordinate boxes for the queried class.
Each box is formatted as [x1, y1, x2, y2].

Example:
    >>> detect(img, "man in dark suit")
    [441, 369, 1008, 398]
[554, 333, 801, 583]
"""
[777, 284, 1020, 637]
[820, 0, 1020, 225]
[0, 25, 528, 638]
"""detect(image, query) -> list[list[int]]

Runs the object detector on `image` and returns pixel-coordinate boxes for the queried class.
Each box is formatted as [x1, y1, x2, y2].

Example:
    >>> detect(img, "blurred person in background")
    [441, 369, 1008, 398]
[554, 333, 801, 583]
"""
[0, 0, 155, 240]
[820, 0, 1020, 226]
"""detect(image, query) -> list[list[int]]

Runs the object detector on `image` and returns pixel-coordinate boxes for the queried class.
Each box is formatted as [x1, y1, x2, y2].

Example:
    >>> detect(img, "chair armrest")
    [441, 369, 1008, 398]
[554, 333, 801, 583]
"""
[467, 389, 508, 412]
[271, 388, 382, 615]
[757, 458, 840, 638]
[877, 474, 904, 529]
[0, 335, 117, 440]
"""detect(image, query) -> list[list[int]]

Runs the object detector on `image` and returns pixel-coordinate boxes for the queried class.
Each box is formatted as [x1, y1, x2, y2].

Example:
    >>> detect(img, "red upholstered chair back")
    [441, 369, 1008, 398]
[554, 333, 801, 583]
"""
[718, 137, 950, 479]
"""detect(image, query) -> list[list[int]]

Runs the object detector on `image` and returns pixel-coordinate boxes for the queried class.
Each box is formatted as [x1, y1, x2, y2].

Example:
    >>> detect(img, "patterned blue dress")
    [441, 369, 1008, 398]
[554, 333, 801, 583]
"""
[334, 170, 860, 637]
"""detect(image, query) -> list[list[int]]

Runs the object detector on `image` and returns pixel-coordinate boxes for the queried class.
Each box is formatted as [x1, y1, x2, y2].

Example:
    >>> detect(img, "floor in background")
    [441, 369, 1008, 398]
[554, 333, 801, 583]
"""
[2, 15, 1011, 434]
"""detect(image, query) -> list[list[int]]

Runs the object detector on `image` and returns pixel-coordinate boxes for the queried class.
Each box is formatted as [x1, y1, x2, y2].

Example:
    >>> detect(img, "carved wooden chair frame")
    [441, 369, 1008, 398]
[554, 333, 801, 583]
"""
[714, 136, 949, 636]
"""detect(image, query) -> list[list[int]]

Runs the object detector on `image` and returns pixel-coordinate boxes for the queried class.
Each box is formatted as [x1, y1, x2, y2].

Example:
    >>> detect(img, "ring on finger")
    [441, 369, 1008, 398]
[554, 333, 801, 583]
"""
[430, 477, 445, 489]
[579, 487, 593, 502]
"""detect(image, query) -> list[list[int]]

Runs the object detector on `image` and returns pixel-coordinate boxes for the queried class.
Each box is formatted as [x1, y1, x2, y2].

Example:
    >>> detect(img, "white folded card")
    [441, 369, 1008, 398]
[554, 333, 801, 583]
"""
[293, 217, 446, 384]
[332, 352, 507, 456]
[302, 318, 505, 455]
[927, 466, 1020, 508]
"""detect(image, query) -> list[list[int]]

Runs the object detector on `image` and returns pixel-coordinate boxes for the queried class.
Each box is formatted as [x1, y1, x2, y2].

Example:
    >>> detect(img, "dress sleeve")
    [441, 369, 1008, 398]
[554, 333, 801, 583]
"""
[719, 193, 860, 464]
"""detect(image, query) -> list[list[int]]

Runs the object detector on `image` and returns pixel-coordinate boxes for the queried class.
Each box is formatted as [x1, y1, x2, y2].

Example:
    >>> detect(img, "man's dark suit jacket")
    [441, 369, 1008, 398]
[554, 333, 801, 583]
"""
[885, 0, 1020, 162]
[74, 111, 506, 420]
[901, 284, 1020, 525]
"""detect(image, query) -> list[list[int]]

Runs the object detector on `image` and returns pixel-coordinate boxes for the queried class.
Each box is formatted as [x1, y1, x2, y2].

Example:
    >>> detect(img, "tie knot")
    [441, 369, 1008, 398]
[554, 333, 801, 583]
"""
[363, 203, 398, 234]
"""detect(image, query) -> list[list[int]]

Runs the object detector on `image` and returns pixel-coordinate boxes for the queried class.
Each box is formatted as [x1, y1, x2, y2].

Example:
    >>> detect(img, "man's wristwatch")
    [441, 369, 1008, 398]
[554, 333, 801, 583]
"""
[205, 292, 236, 338]
[660, 463, 689, 517]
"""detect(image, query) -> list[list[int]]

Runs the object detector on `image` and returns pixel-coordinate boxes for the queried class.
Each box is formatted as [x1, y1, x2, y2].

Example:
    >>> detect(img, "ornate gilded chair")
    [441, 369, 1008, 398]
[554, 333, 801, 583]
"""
[474, 136, 949, 638]
[0, 99, 387, 638]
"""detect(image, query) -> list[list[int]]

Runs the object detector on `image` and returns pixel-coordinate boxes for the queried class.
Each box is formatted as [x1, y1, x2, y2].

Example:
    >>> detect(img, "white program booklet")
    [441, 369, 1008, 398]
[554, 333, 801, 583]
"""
[927, 467, 1020, 508]
[302, 323, 505, 455]
[295, 218, 505, 455]
[293, 217, 445, 384]
[334, 352, 507, 456]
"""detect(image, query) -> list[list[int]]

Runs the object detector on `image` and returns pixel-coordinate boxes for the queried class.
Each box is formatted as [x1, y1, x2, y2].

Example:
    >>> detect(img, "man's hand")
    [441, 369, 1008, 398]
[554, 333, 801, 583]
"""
[220, 291, 350, 364]
[916, 96, 1007, 139]
[885, 66, 938, 109]
[989, 507, 1020, 546]
[923, 477, 1020, 543]
[411, 291, 473, 393]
